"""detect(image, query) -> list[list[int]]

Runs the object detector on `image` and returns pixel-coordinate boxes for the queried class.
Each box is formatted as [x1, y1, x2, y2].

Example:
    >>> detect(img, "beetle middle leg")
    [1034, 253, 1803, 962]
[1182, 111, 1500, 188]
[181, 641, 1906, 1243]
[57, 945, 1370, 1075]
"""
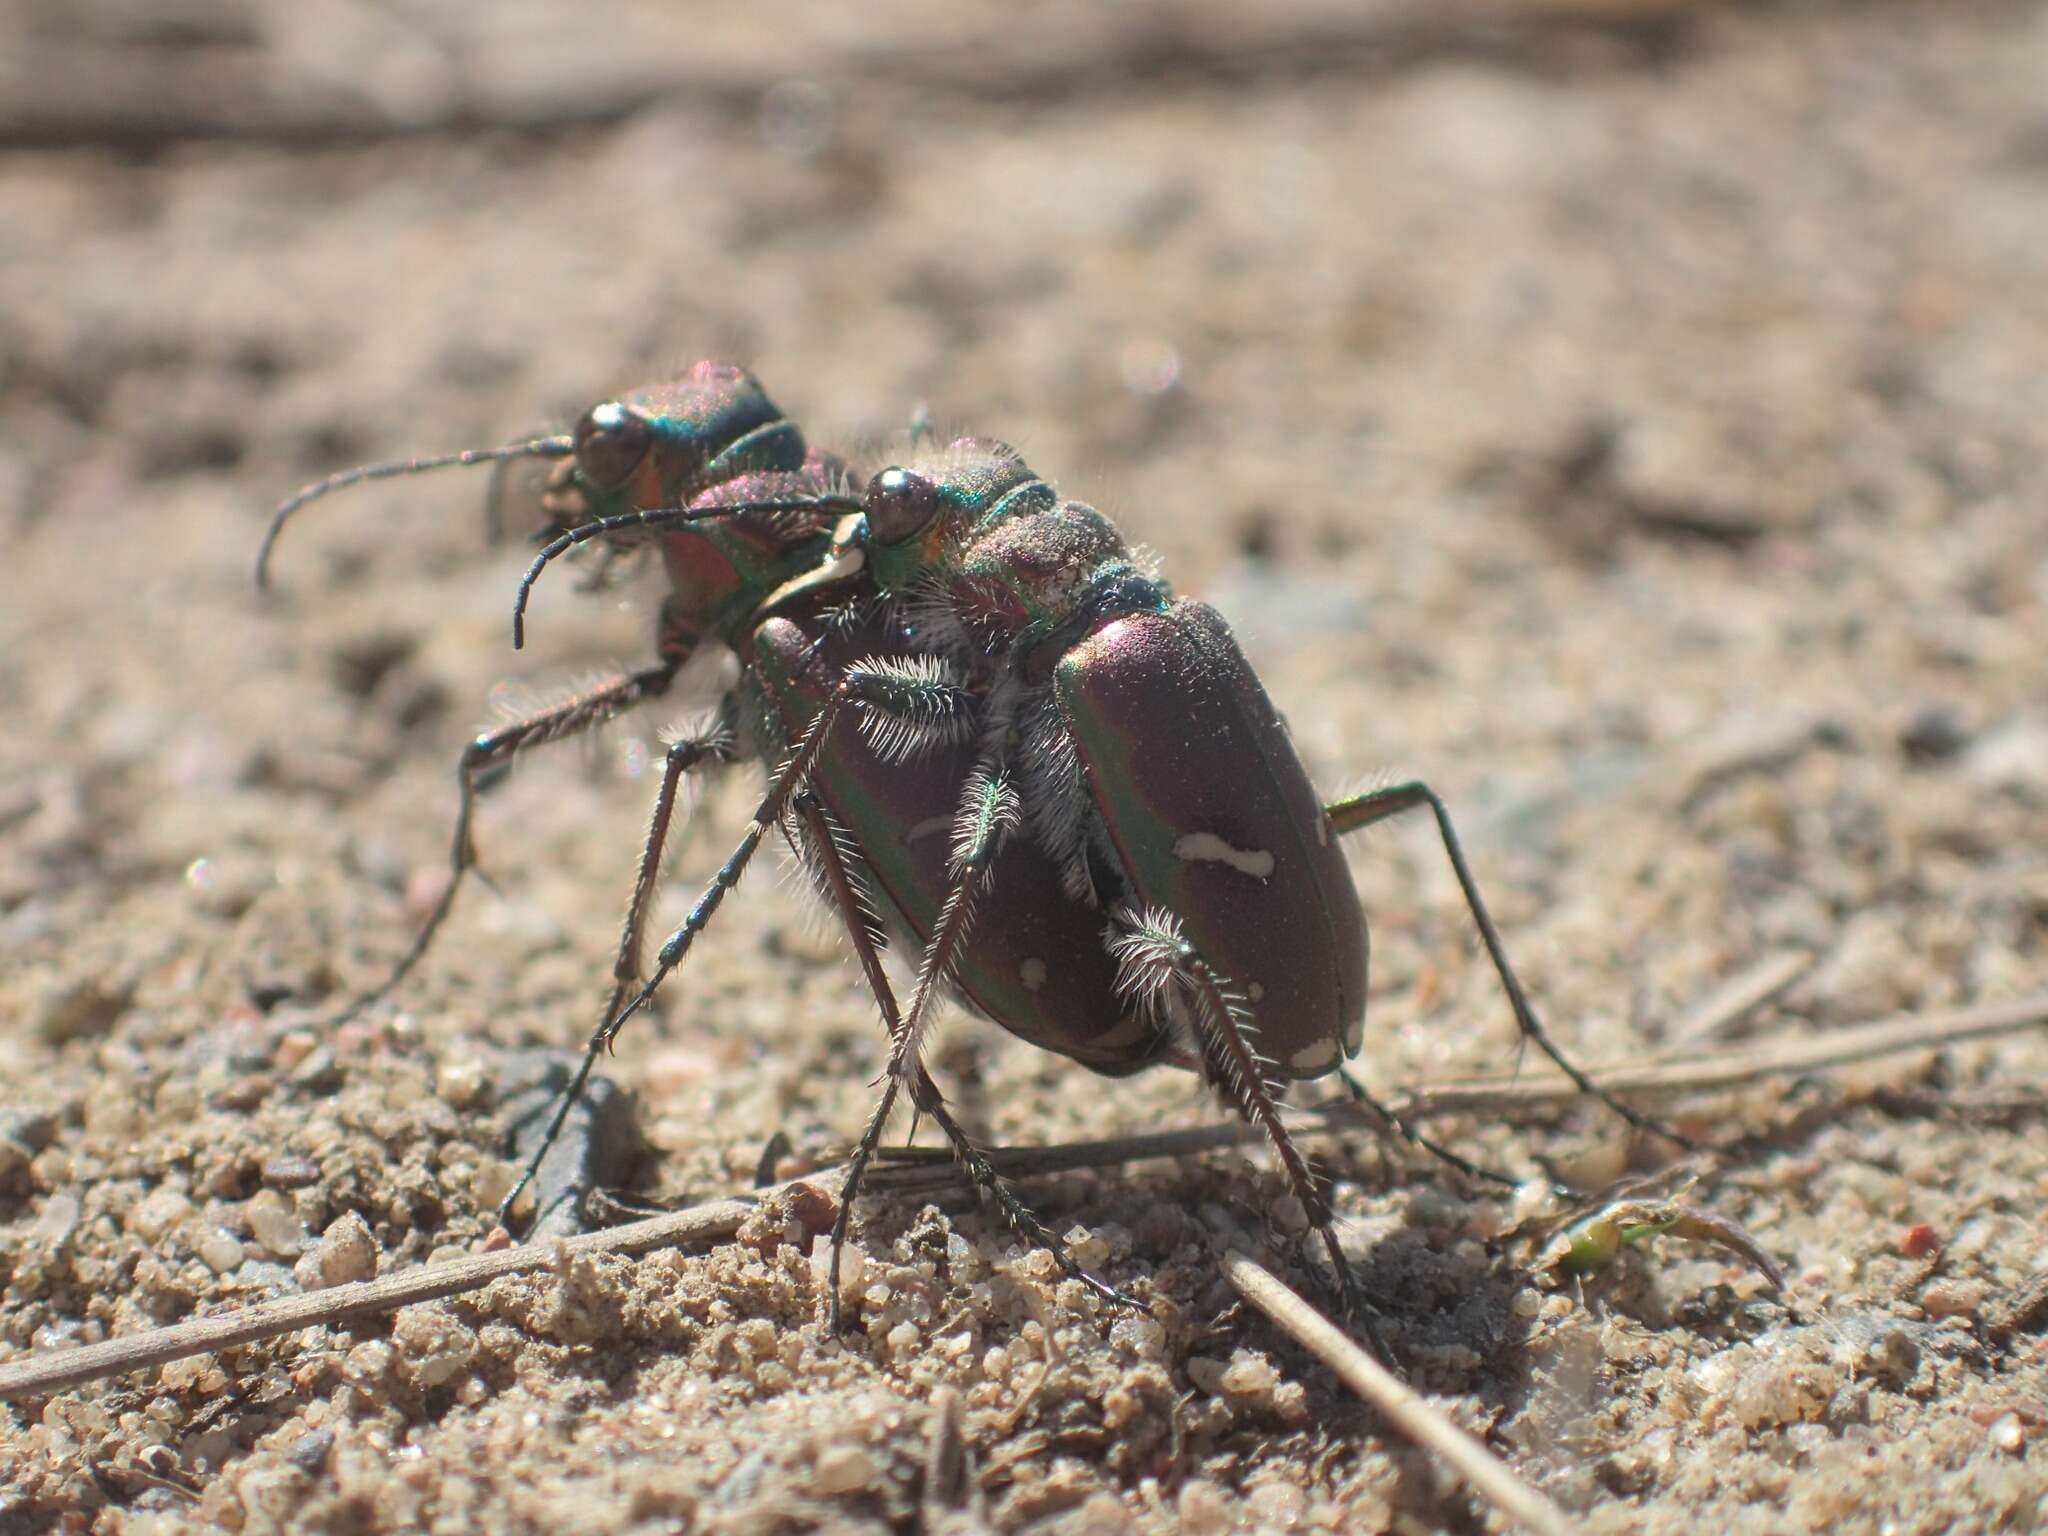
[494, 707, 741, 1228]
[1324, 781, 1689, 1148]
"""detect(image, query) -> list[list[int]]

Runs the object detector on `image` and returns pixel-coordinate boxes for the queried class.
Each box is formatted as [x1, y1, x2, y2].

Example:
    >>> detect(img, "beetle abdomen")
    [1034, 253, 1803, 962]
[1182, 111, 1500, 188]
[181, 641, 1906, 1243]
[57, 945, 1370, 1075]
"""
[1054, 599, 1369, 1079]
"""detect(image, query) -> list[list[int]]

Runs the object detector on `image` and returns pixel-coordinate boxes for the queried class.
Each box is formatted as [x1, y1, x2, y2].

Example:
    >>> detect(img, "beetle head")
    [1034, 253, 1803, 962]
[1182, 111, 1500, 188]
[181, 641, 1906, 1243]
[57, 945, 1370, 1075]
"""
[538, 361, 807, 538]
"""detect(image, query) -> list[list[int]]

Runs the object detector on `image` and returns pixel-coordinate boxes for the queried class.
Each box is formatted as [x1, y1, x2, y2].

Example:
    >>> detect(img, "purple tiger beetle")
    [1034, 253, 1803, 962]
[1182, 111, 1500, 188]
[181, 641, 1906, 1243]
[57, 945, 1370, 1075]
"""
[261, 365, 1678, 1347]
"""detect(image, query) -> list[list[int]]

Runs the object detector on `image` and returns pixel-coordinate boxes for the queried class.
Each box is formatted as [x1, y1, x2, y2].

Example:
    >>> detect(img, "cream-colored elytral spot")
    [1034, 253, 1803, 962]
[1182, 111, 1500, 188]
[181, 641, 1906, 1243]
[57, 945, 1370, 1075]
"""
[1288, 1038, 1340, 1074]
[1171, 832, 1275, 879]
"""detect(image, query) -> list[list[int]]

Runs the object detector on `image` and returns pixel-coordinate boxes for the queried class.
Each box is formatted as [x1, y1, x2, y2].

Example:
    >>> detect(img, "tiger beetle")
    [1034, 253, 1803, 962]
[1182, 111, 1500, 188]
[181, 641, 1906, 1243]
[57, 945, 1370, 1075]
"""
[263, 368, 1673, 1342]
[509, 429, 1681, 1334]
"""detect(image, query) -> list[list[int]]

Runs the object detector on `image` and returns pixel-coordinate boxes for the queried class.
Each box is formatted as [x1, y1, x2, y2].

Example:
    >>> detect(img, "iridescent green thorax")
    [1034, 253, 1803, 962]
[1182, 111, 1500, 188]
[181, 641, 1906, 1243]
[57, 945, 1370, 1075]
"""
[858, 437, 1164, 655]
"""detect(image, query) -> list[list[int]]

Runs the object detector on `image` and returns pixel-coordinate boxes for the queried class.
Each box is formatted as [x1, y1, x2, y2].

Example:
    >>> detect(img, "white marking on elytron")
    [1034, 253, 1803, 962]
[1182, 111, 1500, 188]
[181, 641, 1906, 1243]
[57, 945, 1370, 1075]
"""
[904, 814, 952, 845]
[1019, 958, 1047, 993]
[1172, 832, 1275, 880]
[1247, 981, 1265, 1002]
[1342, 1009, 1364, 1055]
[1289, 1038, 1340, 1074]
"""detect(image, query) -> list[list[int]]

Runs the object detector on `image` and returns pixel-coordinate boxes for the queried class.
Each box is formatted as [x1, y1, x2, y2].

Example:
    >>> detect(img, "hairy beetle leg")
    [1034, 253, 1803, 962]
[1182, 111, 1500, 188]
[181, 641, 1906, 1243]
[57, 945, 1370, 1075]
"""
[805, 768, 1143, 1326]
[330, 654, 683, 1030]
[1325, 781, 1694, 1151]
[1117, 909, 1379, 1340]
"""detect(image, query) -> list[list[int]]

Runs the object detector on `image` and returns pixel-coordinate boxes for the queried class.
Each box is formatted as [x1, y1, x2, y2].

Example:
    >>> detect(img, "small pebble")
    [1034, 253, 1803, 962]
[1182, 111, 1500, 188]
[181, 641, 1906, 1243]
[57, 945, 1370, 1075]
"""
[244, 1190, 307, 1258]
[1219, 1350, 1280, 1410]
[1920, 1278, 1987, 1319]
[436, 1056, 487, 1109]
[1065, 1224, 1111, 1272]
[262, 1155, 320, 1189]
[1899, 1224, 1942, 1259]
[195, 1228, 246, 1274]
[811, 1444, 875, 1496]
[294, 1211, 376, 1289]
[33, 1192, 82, 1245]
[1988, 1415, 2026, 1454]
[273, 1031, 319, 1073]
[129, 1186, 192, 1242]
[392, 1305, 479, 1389]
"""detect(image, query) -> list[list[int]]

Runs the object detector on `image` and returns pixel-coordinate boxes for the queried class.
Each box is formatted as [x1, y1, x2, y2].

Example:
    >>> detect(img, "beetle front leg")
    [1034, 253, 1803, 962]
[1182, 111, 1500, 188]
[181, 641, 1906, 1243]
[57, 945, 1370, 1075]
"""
[1325, 781, 1688, 1149]
[331, 653, 683, 1026]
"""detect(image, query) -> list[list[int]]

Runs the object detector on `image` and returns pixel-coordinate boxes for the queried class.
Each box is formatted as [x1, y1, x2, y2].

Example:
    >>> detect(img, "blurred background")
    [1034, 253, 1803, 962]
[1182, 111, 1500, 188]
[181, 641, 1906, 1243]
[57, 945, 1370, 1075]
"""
[3, 1, 2045, 1529]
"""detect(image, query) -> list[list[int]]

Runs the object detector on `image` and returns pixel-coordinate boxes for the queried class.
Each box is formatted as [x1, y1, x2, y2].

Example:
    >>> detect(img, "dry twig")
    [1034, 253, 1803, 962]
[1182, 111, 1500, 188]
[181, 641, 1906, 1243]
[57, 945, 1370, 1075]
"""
[1224, 1253, 1572, 1536]
[1666, 947, 1815, 1046]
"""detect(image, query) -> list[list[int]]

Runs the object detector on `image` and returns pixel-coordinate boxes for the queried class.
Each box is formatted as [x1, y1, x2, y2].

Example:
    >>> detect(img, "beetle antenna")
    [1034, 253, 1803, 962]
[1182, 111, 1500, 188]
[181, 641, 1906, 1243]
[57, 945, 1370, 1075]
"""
[511, 492, 860, 649]
[257, 435, 576, 589]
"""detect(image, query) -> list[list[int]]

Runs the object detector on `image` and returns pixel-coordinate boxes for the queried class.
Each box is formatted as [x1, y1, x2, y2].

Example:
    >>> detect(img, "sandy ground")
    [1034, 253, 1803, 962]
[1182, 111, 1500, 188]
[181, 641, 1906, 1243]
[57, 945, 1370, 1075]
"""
[4, 1, 2047, 1531]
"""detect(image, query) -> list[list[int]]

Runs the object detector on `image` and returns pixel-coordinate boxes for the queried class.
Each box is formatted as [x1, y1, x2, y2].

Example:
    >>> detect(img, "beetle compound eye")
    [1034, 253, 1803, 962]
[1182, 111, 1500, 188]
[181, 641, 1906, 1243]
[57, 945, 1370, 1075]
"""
[574, 401, 655, 491]
[864, 467, 941, 544]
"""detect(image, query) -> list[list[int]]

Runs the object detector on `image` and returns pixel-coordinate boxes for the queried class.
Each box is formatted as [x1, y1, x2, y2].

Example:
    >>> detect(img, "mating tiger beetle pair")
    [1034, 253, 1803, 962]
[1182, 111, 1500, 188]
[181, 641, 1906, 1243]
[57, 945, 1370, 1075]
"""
[258, 360, 1675, 1347]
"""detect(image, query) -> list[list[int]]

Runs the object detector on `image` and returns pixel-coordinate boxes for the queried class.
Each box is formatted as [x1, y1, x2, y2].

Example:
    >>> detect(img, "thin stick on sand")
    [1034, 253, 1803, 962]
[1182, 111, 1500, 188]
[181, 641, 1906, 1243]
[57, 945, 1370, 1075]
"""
[1224, 1252, 1572, 1536]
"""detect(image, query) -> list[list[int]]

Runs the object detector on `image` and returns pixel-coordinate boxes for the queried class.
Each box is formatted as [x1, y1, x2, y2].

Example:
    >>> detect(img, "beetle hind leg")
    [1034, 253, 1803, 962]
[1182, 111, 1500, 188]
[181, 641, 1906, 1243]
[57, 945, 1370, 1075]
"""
[1111, 908, 1393, 1360]
[1333, 1066, 1531, 1192]
[1325, 780, 1692, 1151]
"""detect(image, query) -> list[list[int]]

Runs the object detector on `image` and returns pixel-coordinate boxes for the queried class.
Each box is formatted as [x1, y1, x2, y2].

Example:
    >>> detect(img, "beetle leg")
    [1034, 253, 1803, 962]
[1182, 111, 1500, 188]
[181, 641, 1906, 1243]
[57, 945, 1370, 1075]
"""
[600, 701, 741, 1028]
[816, 764, 1140, 1320]
[787, 793, 1132, 1325]
[494, 704, 739, 1231]
[1334, 1066, 1529, 1192]
[1324, 781, 1692, 1150]
[1112, 907, 1392, 1359]
[885, 764, 1021, 1092]
[328, 653, 684, 1028]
